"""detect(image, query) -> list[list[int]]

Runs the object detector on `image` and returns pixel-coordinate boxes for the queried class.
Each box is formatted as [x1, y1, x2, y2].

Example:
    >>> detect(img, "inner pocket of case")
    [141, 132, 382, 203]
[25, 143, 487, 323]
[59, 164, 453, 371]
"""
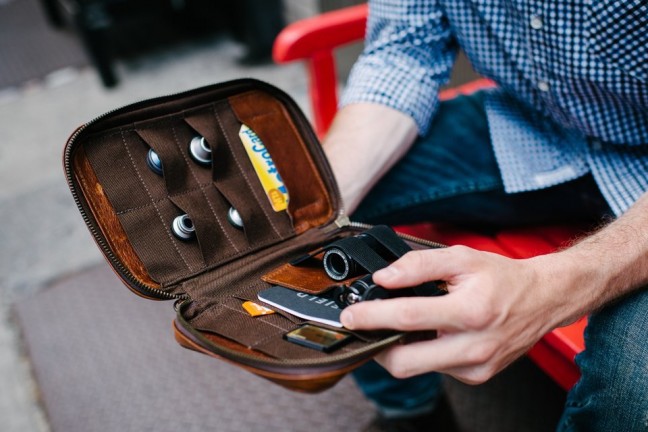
[191, 298, 295, 350]
[84, 129, 168, 213]
[135, 121, 212, 195]
[190, 300, 357, 360]
[228, 91, 334, 234]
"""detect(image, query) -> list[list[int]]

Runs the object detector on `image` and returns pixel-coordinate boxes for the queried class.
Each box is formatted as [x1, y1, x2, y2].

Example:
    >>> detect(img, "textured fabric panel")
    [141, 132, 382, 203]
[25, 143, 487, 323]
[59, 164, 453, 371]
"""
[170, 187, 242, 267]
[185, 104, 294, 248]
[136, 122, 201, 196]
[191, 299, 293, 350]
[118, 199, 204, 282]
[84, 130, 166, 212]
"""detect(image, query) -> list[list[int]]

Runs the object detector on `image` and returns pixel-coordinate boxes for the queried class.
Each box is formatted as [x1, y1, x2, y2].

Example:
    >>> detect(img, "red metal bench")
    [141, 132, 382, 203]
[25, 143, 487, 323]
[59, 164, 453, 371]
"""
[273, 3, 585, 390]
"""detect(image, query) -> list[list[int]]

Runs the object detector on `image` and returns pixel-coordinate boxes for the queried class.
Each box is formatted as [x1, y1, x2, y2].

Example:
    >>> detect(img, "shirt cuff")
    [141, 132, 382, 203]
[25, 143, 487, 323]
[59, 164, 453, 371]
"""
[340, 56, 446, 135]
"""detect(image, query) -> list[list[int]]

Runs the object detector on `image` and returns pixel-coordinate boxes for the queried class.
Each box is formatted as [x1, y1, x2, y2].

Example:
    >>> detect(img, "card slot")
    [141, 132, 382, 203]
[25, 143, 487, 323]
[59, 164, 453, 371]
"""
[231, 293, 303, 324]
[253, 334, 332, 360]
[169, 188, 243, 266]
[117, 199, 204, 283]
[184, 104, 294, 249]
[197, 304, 289, 349]
[228, 91, 335, 234]
[84, 129, 167, 212]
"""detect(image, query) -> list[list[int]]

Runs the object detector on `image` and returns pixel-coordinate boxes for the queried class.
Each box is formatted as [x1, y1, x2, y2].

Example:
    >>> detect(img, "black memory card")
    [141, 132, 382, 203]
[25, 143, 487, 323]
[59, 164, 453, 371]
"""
[284, 324, 353, 353]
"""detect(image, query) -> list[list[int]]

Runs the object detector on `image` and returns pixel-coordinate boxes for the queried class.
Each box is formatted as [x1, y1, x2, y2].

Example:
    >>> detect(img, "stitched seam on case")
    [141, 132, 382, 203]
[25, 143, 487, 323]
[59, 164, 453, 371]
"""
[213, 104, 281, 238]
[115, 183, 212, 215]
[120, 128, 194, 272]
[171, 124, 240, 254]
[276, 99, 333, 224]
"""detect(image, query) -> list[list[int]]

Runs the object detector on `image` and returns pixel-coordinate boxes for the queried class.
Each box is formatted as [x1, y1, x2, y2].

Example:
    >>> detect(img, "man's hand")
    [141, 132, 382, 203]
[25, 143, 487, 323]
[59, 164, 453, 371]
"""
[341, 246, 571, 384]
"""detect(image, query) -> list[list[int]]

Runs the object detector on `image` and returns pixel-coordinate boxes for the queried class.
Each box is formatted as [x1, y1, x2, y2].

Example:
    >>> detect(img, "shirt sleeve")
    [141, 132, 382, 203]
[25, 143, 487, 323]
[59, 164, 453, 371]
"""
[340, 0, 457, 135]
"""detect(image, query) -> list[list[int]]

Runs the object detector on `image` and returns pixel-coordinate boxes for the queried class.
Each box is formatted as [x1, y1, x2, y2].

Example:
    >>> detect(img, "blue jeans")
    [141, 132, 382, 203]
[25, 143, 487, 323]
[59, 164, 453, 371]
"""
[351, 92, 648, 430]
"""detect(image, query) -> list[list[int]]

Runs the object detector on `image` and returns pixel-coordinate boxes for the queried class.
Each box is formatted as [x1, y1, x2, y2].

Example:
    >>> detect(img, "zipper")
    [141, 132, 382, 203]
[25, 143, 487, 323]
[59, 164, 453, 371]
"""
[63, 89, 212, 300]
[322, 216, 446, 249]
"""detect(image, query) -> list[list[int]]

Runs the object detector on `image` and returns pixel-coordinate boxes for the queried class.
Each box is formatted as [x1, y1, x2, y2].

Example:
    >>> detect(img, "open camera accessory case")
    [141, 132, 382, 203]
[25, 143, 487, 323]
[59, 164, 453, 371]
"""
[63, 79, 444, 393]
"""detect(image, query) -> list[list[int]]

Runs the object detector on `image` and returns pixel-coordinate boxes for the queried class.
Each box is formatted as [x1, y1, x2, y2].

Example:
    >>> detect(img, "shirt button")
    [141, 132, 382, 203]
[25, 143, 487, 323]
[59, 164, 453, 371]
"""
[591, 139, 603, 151]
[537, 80, 550, 92]
[530, 15, 544, 30]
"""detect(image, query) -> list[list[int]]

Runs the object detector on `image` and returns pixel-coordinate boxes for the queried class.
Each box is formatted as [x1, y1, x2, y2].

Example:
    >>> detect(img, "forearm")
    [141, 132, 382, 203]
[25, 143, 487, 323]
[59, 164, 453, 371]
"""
[323, 103, 418, 213]
[534, 191, 648, 326]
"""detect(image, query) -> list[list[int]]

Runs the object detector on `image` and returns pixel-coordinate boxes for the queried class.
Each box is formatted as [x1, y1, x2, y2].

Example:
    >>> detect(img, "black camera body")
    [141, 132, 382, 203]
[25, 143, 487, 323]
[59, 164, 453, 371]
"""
[321, 225, 411, 281]
[331, 274, 445, 309]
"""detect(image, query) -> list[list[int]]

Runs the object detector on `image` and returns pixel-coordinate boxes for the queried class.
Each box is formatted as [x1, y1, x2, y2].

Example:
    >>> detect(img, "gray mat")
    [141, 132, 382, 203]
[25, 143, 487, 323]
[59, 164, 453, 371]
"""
[16, 264, 565, 432]
[0, 0, 87, 89]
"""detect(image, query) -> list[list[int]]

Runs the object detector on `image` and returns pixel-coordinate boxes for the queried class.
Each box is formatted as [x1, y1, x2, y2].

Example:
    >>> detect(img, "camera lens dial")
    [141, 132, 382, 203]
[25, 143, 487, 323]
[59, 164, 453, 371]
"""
[323, 248, 356, 281]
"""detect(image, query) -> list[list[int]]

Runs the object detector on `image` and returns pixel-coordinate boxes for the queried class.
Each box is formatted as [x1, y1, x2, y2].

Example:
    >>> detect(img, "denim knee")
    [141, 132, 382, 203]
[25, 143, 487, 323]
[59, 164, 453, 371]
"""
[558, 288, 648, 431]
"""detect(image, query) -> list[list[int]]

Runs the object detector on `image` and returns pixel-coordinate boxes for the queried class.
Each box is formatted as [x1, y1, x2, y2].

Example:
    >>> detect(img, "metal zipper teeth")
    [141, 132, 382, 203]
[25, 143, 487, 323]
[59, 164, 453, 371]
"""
[65, 173, 181, 300]
[347, 221, 447, 249]
[175, 299, 402, 369]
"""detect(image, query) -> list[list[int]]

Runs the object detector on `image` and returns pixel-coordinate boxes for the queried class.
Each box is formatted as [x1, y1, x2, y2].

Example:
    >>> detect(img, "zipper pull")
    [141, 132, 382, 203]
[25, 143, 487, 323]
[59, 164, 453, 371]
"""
[292, 216, 352, 266]
[319, 214, 351, 235]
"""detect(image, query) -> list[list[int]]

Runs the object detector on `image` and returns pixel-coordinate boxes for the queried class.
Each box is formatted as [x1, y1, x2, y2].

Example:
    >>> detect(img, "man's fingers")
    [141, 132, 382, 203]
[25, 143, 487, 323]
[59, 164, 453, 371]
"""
[373, 246, 475, 289]
[375, 333, 500, 383]
[341, 295, 466, 331]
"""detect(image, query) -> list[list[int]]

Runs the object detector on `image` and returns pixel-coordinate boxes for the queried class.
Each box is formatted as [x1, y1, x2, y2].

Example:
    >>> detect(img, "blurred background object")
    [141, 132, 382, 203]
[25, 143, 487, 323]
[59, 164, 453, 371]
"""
[36, 0, 285, 86]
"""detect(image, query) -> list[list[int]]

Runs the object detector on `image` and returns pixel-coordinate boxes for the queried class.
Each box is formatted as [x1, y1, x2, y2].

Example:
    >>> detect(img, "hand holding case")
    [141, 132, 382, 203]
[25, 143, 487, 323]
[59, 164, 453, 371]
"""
[63, 79, 443, 393]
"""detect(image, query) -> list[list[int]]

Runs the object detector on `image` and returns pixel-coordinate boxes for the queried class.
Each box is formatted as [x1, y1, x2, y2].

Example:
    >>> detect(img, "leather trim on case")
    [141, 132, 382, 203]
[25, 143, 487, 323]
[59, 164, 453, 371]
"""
[228, 91, 334, 234]
[73, 147, 160, 289]
[261, 257, 358, 295]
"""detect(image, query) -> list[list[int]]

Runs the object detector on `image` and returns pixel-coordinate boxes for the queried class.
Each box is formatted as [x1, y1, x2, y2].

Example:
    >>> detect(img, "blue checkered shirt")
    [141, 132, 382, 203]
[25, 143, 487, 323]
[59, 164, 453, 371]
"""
[341, 0, 648, 216]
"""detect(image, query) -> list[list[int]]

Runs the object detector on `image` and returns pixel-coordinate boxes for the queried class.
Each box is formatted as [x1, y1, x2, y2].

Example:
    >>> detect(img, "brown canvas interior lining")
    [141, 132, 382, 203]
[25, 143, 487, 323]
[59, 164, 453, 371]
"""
[80, 91, 333, 287]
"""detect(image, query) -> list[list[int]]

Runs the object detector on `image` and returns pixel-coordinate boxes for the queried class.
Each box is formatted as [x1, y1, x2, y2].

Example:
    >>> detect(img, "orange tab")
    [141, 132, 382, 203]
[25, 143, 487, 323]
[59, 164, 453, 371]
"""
[242, 301, 276, 317]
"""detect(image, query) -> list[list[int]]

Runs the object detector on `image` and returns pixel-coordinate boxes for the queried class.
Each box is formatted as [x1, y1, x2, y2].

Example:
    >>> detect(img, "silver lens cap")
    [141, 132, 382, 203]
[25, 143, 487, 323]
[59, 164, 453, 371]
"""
[227, 207, 244, 230]
[189, 136, 212, 165]
[172, 214, 195, 240]
[146, 148, 163, 175]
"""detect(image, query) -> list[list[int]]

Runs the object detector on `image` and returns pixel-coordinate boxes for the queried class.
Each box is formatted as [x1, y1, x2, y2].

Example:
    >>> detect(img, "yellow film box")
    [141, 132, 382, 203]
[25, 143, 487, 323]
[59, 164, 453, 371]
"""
[238, 124, 289, 212]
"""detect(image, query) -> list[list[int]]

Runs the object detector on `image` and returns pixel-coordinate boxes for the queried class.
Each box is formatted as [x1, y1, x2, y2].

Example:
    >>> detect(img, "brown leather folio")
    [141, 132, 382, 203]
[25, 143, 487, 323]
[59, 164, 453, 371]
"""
[63, 79, 440, 393]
